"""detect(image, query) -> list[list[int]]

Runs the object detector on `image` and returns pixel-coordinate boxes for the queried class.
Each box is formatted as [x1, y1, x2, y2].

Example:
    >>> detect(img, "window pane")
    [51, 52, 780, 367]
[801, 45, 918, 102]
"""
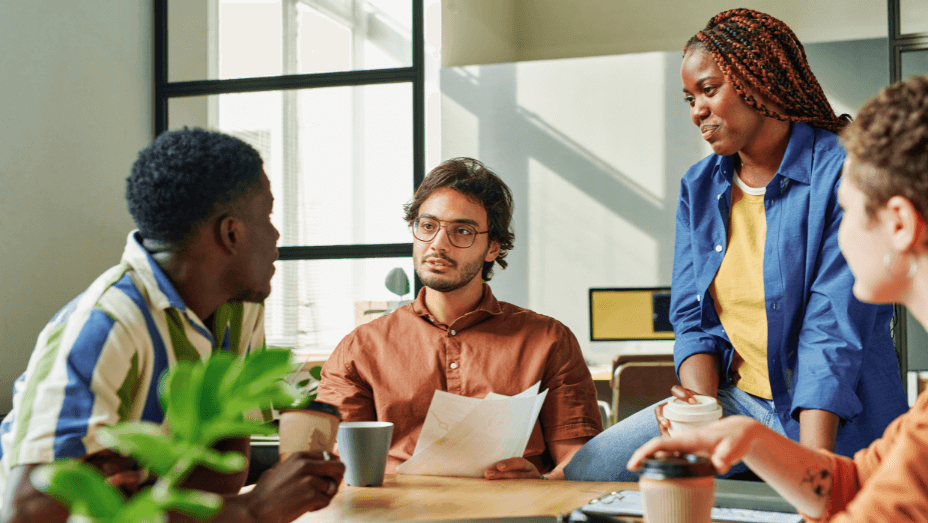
[901, 0, 928, 36]
[168, 0, 413, 82]
[167, 83, 414, 246]
[902, 50, 928, 80]
[265, 257, 414, 354]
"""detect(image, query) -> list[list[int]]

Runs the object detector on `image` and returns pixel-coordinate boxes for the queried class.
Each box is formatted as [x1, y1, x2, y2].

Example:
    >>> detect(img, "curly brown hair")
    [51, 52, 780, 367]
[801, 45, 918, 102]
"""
[686, 8, 850, 133]
[403, 158, 515, 281]
[841, 76, 928, 220]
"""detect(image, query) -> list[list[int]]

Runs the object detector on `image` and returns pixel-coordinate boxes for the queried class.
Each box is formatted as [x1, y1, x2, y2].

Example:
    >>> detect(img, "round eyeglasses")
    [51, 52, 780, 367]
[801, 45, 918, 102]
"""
[412, 217, 489, 248]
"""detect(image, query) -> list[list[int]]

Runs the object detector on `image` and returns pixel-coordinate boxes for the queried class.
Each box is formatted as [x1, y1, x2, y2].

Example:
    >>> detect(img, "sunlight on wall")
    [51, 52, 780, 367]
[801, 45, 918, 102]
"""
[440, 90, 481, 158]
[528, 158, 660, 364]
[516, 53, 668, 202]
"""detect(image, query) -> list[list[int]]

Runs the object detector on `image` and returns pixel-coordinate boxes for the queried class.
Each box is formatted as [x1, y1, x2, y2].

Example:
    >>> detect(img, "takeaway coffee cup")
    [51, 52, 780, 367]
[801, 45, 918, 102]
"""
[638, 454, 716, 523]
[337, 421, 393, 487]
[278, 401, 341, 462]
[663, 394, 722, 436]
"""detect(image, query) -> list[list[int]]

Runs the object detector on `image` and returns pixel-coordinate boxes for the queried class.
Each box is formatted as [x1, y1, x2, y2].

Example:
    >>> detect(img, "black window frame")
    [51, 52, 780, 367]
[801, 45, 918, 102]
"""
[153, 0, 424, 288]
[887, 0, 928, 387]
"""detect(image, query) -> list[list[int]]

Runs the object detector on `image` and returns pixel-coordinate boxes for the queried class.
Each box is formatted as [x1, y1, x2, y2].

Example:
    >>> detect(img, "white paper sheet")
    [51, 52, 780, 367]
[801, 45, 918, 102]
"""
[397, 382, 548, 477]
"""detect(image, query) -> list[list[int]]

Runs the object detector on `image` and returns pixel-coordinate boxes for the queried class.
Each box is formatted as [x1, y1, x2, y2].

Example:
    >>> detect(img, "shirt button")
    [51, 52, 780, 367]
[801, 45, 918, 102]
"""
[450, 362, 458, 369]
[696, 294, 701, 302]
[715, 245, 722, 252]
[717, 194, 722, 200]
[450, 330, 456, 336]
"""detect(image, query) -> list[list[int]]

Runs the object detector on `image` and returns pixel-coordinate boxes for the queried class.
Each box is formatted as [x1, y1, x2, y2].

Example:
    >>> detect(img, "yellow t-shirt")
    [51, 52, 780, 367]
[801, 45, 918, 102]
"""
[709, 174, 772, 399]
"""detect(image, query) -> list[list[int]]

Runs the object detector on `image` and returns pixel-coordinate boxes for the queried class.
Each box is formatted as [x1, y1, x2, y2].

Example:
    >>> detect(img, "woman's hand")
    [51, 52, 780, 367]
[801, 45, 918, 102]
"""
[630, 415, 760, 474]
[654, 385, 705, 437]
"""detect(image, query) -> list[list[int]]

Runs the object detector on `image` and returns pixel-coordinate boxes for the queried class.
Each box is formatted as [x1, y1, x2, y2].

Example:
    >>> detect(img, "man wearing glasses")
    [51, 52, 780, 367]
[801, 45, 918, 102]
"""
[318, 158, 602, 480]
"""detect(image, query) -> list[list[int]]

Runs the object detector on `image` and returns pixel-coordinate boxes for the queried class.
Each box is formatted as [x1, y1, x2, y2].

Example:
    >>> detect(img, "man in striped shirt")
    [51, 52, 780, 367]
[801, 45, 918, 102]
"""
[0, 128, 344, 522]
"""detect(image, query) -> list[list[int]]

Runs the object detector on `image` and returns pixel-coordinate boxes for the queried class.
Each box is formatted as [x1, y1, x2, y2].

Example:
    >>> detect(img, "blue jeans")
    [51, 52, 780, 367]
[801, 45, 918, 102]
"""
[564, 384, 787, 481]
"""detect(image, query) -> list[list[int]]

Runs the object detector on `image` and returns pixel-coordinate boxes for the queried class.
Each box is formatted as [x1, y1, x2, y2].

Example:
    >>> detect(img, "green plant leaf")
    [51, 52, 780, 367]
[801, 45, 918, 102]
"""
[162, 362, 199, 442]
[119, 488, 220, 522]
[198, 352, 235, 425]
[200, 419, 277, 446]
[30, 461, 126, 519]
[309, 365, 322, 381]
[97, 423, 190, 478]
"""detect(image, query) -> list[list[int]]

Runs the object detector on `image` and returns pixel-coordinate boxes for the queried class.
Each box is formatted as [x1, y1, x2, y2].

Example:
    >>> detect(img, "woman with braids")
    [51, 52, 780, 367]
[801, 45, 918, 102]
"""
[565, 9, 908, 482]
[630, 75, 928, 522]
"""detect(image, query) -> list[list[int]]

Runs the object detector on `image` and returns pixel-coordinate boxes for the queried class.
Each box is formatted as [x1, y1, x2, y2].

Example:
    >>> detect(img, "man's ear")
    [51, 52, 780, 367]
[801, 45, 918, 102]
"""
[485, 240, 501, 263]
[217, 215, 245, 254]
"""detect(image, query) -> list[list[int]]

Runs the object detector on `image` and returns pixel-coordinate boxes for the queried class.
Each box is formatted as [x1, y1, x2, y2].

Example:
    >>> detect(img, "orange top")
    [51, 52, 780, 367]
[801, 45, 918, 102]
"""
[802, 389, 928, 522]
[317, 284, 603, 474]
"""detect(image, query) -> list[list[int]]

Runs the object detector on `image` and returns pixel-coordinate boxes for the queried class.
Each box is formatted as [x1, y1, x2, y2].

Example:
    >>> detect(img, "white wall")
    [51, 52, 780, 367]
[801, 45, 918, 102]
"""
[443, 0, 887, 67]
[0, 1, 151, 410]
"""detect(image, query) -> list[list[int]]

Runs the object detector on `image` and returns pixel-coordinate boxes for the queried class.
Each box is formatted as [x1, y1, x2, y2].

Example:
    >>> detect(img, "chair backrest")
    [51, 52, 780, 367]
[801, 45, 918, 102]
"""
[611, 354, 677, 425]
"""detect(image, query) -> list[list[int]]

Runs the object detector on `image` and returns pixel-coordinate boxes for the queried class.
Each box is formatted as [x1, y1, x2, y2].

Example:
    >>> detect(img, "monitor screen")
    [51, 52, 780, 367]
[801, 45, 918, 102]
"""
[590, 287, 674, 341]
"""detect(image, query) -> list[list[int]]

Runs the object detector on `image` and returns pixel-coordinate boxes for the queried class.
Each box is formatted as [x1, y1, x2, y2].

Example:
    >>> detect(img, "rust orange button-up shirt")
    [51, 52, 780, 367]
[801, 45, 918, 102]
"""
[317, 284, 603, 474]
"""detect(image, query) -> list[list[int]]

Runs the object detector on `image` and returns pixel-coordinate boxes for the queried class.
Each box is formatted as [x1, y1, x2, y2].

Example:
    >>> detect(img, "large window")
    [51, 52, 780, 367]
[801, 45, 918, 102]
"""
[155, 0, 425, 355]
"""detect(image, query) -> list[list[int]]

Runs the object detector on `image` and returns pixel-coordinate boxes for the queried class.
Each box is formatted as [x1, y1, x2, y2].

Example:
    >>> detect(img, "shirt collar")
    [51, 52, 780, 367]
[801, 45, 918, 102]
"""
[121, 230, 189, 312]
[412, 283, 504, 331]
[776, 122, 814, 185]
[715, 122, 816, 187]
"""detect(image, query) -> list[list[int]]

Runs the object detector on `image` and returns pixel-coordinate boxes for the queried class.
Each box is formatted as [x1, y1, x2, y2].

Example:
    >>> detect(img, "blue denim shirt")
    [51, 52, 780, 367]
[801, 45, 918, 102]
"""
[670, 123, 908, 456]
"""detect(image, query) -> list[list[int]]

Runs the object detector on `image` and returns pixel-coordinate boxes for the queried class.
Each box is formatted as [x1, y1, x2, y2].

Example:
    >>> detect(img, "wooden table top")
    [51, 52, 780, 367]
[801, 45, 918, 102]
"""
[296, 474, 632, 522]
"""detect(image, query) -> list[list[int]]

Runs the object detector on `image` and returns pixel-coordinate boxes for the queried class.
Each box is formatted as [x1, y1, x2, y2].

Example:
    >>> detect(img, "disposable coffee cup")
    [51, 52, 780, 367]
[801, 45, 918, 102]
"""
[337, 421, 393, 487]
[638, 454, 716, 523]
[278, 401, 341, 462]
[663, 395, 722, 436]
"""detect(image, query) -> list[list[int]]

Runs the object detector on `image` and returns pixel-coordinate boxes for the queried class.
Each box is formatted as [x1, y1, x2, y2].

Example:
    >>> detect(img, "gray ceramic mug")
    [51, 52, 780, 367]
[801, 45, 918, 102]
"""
[337, 421, 394, 487]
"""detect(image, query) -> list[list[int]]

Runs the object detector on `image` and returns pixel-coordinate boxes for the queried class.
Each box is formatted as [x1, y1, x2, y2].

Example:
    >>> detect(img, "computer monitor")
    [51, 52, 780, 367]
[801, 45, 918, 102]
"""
[589, 287, 674, 341]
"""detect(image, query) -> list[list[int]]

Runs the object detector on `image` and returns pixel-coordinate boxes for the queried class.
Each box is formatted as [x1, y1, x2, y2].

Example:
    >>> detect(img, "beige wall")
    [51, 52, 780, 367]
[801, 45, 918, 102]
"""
[0, 1, 151, 410]
[443, 0, 888, 66]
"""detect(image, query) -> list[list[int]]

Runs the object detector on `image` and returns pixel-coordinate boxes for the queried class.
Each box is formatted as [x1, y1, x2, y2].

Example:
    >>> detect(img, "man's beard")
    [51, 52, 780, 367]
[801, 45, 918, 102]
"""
[415, 252, 485, 292]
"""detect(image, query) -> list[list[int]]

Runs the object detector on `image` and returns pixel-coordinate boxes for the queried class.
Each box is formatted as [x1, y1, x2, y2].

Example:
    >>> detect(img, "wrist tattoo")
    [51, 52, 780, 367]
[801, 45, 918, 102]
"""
[800, 468, 833, 498]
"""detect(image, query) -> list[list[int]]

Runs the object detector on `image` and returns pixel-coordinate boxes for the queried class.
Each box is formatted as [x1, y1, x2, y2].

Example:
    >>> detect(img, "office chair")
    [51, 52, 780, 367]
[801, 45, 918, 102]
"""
[610, 353, 677, 425]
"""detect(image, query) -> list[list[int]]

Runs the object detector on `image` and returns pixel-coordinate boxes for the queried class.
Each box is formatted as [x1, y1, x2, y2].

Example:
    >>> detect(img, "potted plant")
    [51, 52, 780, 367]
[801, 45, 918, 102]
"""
[30, 347, 299, 523]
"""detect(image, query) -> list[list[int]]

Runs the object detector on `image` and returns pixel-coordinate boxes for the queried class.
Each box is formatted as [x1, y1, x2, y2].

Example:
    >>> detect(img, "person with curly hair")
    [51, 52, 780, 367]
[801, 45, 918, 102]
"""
[318, 158, 603, 481]
[0, 128, 345, 523]
[566, 9, 908, 481]
[630, 74, 928, 523]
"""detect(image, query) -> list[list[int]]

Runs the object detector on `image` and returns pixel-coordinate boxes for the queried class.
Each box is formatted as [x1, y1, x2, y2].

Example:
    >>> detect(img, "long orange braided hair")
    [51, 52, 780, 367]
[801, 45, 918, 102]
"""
[686, 8, 850, 133]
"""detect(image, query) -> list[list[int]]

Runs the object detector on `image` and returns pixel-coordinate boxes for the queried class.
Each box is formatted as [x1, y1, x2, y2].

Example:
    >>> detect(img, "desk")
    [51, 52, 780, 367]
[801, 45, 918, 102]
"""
[297, 474, 630, 522]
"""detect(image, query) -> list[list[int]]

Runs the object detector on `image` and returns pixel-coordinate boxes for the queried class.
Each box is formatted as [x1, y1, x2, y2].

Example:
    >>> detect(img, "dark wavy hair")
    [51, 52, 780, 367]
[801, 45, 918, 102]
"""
[685, 8, 850, 133]
[403, 158, 515, 281]
[126, 127, 264, 247]
[842, 76, 928, 220]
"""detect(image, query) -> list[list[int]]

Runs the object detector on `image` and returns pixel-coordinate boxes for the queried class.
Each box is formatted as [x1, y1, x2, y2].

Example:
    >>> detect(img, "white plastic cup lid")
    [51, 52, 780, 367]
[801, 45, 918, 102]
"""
[664, 395, 722, 423]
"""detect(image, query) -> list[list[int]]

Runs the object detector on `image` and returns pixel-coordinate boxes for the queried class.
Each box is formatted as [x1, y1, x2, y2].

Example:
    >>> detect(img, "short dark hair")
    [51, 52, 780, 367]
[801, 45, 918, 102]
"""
[126, 127, 264, 247]
[403, 158, 514, 281]
[685, 8, 849, 133]
[842, 76, 928, 220]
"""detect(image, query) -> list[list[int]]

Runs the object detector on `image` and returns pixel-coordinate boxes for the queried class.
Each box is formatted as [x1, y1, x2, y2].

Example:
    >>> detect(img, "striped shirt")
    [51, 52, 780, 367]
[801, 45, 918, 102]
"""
[0, 231, 265, 494]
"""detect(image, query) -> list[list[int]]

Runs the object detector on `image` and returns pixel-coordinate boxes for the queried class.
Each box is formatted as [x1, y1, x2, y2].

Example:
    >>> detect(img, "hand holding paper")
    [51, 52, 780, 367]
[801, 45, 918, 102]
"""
[396, 382, 548, 477]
